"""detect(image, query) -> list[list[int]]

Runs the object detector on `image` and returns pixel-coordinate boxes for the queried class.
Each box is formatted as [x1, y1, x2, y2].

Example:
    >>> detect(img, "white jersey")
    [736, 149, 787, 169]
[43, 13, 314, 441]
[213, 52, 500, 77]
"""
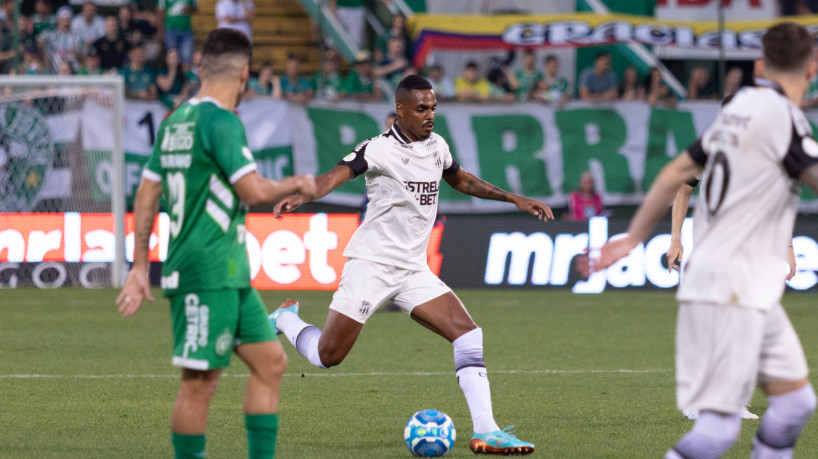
[340, 123, 458, 270]
[677, 80, 818, 309]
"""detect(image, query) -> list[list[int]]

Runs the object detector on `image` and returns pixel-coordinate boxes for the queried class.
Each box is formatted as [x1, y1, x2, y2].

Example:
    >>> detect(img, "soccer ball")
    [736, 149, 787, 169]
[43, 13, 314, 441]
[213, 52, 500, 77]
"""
[403, 409, 456, 457]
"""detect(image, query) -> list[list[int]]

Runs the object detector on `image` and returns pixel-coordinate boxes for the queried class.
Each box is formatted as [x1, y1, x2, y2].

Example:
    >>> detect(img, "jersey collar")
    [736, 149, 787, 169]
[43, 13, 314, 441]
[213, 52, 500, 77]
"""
[188, 96, 225, 109]
[753, 78, 786, 96]
[391, 122, 412, 144]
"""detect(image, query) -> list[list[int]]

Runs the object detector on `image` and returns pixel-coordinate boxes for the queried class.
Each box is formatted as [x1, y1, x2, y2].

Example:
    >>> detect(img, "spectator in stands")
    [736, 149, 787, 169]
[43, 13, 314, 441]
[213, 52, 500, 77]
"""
[532, 55, 570, 104]
[158, 0, 197, 67]
[312, 52, 344, 101]
[215, 0, 254, 42]
[77, 49, 103, 75]
[687, 65, 717, 100]
[119, 4, 157, 47]
[20, 44, 46, 75]
[567, 172, 605, 222]
[375, 12, 411, 62]
[156, 47, 191, 108]
[343, 51, 382, 101]
[330, 0, 364, 48]
[185, 48, 202, 95]
[487, 58, 518, 102]
[120, 44, 156, 100]
[0, 19, 13, 73]
[246, 61, 282, 99]
[723, 66, 744, 98]
[455, 61, 490, 102]
[280, 53, 313, 104]
[618, 66, 645, 101]
[514, 49, 543, 101]
[0, 0, 13, 30]
[57, 59, 74, 75]
[426, 64, 455, 99]
[375, 35, 410, 89]
[71, 1, 105, 53]
[579, 51, 618, 101]
[93, 16, 131, 71]
[645, 67, 676, 107]
[32, 0, 57, 39]
[39, 6, 82, 73]
[18, 16, 38, 56]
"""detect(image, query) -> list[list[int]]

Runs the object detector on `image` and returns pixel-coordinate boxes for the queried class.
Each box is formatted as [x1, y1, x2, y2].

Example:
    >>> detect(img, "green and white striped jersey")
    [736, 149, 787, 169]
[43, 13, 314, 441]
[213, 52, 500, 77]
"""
[143, 97, 256, 295]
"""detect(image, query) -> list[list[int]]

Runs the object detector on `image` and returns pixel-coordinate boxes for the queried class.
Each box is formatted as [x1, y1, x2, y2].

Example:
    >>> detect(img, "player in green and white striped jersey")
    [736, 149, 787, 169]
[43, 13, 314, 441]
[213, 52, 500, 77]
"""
[116, 28, 316, 459]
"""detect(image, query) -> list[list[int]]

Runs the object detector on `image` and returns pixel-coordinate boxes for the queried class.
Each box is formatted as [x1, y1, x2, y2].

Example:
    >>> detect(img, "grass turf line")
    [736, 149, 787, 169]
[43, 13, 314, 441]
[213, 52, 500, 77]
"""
[1, 289, 817, 458]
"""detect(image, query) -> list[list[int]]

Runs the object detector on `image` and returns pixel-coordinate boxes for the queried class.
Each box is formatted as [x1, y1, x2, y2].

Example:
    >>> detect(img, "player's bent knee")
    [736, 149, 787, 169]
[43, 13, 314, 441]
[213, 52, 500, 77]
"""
[316, 347, 344, 368]
[259, 350, 288, 380]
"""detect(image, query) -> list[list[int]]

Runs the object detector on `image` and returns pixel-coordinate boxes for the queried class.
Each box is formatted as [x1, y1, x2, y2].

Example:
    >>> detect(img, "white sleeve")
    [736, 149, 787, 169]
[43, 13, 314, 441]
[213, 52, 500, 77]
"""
[441, 137, 460, 175]
[215, 1, 230, 20]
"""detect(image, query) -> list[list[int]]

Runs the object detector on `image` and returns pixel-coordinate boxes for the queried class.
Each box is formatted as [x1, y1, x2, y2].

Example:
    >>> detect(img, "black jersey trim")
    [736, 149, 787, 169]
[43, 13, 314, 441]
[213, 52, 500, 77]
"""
[783, 121, 818, 178]
[685, 138, 707, 166]
[337, 141, 370, 177]
[443, 159, 461, 176]
[390, 123, 411, 144]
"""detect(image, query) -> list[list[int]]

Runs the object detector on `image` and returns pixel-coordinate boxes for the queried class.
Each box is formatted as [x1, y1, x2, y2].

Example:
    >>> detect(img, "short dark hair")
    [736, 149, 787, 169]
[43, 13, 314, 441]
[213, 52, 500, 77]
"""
[201, 28, 251, 78]
[594, 51, 610, 61]
[395, 75, 433, 101]
[202, 28, 251, 63]
[465, 61, 478, 70]
[545, 54, 557, 63]
[763, 22, 814, 72]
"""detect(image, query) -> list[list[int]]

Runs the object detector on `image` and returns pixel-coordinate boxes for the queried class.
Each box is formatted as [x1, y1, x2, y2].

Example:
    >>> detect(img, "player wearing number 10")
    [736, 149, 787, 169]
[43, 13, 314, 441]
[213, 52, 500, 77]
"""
[591, 23, 818, 458]
[116, 28, 316, 459]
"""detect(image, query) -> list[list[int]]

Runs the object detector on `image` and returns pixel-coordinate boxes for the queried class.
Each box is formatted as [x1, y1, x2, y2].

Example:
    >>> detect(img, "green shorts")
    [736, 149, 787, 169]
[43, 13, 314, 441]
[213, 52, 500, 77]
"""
[168, 288, 276, 370]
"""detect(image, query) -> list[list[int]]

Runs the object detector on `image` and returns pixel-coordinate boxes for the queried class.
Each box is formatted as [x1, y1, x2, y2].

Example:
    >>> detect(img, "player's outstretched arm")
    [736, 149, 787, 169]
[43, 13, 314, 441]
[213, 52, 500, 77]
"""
[787, 243, 796, 281]
[591, 152, 701, 273]
[274, 165, 356, 217]
[443, 168, 554, 221]
[233, 171, 317, 207]
[116, 178, 162, 317]
[667, 183, 695, 272]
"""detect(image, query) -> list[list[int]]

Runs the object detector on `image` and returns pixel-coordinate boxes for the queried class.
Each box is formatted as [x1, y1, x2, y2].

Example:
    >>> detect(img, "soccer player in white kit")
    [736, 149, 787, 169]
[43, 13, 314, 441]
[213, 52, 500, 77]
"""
[591, 23, 818, 458]
[270, 75, 552, 455]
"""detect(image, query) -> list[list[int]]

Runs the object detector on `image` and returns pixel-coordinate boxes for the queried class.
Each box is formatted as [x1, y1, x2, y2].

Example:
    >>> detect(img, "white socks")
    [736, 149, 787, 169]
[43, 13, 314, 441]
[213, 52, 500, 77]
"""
[667, 411, 741, 459]
[751, 384, 816, 459]
[276, 311, 326, 369]
[453, 328, 500, 434]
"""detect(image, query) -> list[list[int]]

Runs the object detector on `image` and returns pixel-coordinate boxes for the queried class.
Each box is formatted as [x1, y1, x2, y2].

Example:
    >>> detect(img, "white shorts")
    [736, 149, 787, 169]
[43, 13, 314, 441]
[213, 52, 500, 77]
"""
[676, 302, 808, 414]
[329, 258, 453, 324]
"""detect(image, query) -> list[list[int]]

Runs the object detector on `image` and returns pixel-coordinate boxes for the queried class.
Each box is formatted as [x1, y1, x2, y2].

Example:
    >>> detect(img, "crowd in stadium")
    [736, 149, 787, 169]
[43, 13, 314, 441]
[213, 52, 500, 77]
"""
[3, 0, 818, 109]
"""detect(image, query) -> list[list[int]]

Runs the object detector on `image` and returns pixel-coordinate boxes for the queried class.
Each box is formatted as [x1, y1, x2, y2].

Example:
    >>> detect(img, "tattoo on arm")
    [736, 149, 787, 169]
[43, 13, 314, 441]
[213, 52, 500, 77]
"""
[134, 201, 159, 265]
[460, 173, 514, 202]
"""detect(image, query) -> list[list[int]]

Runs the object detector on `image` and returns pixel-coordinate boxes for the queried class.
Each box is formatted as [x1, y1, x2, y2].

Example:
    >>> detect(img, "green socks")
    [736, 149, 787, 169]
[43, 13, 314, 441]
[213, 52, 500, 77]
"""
[172, 432, 205, 459]
[245, 413, 280, 459]
[170, 414, 278, 458]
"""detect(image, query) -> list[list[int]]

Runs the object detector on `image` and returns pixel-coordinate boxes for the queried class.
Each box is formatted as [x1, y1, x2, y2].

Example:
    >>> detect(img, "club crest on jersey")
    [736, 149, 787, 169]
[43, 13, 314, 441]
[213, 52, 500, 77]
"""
[433, 151, 441, 167]
[359, 300, 372, 317]
[402, 157, 409, 165]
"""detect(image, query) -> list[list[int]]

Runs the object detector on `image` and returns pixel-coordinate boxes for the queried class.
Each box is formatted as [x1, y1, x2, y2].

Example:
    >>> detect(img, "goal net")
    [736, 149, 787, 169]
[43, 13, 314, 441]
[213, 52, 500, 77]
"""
[0, 75, 126, 287]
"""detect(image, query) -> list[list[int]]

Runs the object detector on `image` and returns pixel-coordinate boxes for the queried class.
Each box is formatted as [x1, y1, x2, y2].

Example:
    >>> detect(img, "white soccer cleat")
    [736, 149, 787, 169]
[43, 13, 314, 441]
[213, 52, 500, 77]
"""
[682, 406, 758, 421]
[741, 406, 759, 420]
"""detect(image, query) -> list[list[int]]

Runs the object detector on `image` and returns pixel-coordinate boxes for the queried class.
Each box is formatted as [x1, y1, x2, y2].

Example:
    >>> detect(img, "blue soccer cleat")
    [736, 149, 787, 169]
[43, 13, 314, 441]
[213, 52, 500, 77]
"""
[268, 299, 299, 335]
[469, 426, 534, 455]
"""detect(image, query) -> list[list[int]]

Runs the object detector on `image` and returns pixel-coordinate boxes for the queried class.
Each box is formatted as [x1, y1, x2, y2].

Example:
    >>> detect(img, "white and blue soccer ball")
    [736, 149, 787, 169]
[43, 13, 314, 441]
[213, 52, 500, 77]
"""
[403, 409, 456, 457]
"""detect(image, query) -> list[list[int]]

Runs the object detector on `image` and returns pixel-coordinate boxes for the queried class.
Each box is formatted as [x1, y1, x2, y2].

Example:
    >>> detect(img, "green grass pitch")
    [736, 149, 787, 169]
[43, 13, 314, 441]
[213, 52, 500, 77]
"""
[2, 289, 817, 458]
